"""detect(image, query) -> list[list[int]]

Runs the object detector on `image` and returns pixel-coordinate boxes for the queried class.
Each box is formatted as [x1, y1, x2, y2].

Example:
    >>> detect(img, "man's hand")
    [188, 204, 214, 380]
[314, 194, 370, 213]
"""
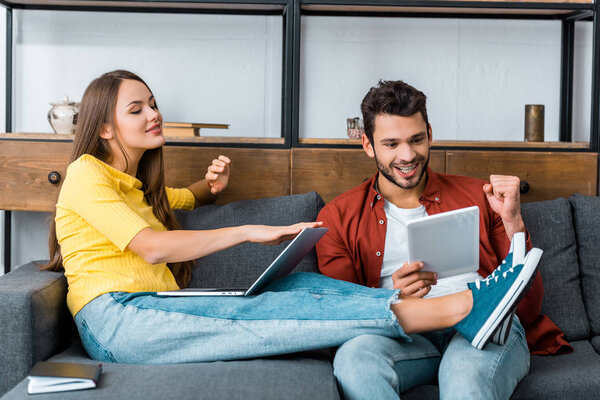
[391, 262, 437, 298]
[483, 175, 526, 239]
[205, 155, 231, 195]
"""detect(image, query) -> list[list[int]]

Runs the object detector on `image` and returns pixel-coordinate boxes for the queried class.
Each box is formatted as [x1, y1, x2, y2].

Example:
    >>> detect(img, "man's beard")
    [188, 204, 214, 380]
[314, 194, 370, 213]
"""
[374, 151, 429, 190]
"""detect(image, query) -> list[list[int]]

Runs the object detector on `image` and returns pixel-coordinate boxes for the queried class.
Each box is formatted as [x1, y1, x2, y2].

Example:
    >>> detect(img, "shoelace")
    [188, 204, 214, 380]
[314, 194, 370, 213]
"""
[474, 265, 516, 290]
[487, 256, 510, 280]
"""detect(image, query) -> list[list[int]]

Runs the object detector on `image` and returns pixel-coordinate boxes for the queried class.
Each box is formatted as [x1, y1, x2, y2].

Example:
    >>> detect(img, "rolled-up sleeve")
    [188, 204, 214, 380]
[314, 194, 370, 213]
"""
[316, 205, 361, 284]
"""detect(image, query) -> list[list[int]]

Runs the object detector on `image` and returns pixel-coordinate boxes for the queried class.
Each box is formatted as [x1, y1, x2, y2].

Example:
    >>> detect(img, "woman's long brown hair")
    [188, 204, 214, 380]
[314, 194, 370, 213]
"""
[43, 70, 192, 288]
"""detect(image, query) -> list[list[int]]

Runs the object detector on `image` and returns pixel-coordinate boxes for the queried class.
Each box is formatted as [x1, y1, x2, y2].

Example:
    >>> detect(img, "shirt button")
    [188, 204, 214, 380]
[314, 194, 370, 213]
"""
[379, 220, 384, 224]
[435, 197, 439, 201]
[370, 203, 373, 207]
[376, 251, 381, 257]
[377, 195, 381, 200]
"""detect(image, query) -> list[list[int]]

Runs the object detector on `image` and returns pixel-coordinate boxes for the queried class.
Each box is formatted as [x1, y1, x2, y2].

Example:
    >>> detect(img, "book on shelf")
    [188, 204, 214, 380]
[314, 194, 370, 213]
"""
[163, 122, 229, 137]
[27, 361, 102, 394]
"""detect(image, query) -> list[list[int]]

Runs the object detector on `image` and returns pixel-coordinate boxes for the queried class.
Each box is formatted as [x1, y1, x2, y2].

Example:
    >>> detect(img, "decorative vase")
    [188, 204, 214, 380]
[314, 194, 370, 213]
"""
[524, 105, 544, 142]
[347, 117, 365, 139]
[48, 96, 80, 134]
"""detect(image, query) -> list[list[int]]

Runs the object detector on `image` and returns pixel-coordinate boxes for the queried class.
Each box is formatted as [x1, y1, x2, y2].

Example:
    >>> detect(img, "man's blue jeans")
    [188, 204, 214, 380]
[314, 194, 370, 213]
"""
[333, 317, 530, 400]
[74, 272, 409, 364]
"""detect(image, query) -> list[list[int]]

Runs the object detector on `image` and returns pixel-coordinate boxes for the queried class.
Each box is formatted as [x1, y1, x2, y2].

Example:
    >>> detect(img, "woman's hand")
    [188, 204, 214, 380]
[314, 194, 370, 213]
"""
[247, 222, 324, 245]
[205, 155, 231, 195]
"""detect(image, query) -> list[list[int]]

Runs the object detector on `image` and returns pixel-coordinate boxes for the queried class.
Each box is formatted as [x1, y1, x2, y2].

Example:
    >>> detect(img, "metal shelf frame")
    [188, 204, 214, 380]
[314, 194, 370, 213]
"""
[4, 8, 11, 275]
[293, 1, 598, 149]
[2, 0, 600, 273]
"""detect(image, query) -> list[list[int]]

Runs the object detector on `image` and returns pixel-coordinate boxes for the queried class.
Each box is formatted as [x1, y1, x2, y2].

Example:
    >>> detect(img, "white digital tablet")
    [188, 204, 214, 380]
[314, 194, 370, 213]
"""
[156, 227, 329, 297]
[406, 206, 479, 279]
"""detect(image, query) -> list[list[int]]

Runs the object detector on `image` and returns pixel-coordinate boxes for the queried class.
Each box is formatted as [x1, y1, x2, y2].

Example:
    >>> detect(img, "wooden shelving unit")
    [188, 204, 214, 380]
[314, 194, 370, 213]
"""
[1, 0, 599, 272]
[0, 133, 285, 145]
[1, 0, 598, 150]
[298, 137, 592, 149]
[2, 133, 589, 149]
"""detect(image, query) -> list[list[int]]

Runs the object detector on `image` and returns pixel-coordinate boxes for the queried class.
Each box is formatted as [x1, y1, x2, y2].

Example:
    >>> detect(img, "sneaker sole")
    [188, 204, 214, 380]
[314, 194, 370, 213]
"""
[512, 232, 526, 266]
[489, 233, 525, 346]
[471, 248, 542, 350]
[491, 311, 514, 346]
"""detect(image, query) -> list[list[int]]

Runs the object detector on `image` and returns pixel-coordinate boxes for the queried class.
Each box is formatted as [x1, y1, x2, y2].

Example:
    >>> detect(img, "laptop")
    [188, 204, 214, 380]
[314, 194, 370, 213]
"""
[406, 206, 479, 280]
[156, 227, 329, 297]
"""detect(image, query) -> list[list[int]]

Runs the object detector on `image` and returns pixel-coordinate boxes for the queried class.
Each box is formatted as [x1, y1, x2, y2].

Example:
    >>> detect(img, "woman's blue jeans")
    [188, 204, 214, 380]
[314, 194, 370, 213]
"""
[74, 272, 407, 364]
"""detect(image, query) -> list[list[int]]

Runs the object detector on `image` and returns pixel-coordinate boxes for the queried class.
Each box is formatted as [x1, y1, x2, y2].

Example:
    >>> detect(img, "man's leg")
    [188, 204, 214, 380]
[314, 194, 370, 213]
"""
[438, 318, 530, 400]
[333, 334, 441, 400]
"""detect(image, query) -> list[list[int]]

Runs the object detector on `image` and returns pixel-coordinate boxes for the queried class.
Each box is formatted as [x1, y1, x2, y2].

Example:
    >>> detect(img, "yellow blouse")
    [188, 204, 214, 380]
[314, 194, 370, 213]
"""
[55, 154, 196, 316]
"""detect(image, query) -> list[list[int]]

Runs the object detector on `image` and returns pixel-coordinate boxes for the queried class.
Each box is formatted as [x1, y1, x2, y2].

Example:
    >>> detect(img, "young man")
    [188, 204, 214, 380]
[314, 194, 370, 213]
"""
[316, 80, 571, 399]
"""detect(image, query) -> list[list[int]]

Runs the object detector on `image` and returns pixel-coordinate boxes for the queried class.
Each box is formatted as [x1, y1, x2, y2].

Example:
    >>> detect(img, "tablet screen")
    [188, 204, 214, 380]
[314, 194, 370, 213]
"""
[406, 206, 479, 279]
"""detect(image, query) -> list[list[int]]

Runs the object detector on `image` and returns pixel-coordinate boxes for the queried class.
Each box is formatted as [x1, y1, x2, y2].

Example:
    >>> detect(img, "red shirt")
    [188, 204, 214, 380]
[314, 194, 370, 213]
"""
[316, 168, 571, 355]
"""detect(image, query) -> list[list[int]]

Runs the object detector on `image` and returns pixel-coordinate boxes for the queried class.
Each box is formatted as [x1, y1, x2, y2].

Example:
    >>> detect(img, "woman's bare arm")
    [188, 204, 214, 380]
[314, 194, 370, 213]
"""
[128, 222, 322, 264]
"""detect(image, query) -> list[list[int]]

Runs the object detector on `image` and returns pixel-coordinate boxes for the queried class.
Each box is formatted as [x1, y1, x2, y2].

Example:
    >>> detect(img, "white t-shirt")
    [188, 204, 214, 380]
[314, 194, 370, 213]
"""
[380, 199, 481, 298]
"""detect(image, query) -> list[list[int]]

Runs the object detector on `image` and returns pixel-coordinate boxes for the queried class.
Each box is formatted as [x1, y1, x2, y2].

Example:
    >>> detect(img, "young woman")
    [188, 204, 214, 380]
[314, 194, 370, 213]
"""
[44, 70, 540, 365]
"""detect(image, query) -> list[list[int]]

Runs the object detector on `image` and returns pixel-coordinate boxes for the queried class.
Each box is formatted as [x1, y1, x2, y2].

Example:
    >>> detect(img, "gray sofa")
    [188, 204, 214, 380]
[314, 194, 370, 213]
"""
[1, 192, 600, 399]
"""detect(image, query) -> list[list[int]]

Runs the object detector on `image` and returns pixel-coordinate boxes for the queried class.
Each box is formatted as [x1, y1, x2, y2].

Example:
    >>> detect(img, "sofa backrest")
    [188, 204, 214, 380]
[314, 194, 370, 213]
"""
[568, 194, 600, 337]
[521, 197, 590, 342]
[176, 192, 325, 289]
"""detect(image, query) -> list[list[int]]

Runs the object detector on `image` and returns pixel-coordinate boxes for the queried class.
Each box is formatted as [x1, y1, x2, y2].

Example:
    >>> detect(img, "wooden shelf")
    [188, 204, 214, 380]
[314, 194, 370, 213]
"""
[298, 137, 591, 149]
[1, 0, 286, 11]
[165, 136, 284, 144]
[0, 134, 589, 149]
[0, 133, 284, 145]
[0, 133, 76, 141]
[1, 0, 593, 17]
[433, 140, 591, 149]
[299, 138, 364, 145]
[301, 0, 594, 18]
[302, 6, 588, 16]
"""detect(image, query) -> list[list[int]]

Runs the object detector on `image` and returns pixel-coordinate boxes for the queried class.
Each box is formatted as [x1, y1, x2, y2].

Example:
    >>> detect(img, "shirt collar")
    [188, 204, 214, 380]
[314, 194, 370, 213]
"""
[89, 155, 143, 191]
[368, 173, 382, 209]
[421, 167, 442, 204]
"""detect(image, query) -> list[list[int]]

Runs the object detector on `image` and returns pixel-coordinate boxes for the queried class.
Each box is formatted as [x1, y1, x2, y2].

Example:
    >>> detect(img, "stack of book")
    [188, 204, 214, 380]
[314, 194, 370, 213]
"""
[163, 122, 229, 137]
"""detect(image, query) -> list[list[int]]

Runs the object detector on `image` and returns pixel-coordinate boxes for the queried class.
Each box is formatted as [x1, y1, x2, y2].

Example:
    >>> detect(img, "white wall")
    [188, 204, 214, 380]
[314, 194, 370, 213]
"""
[300, 16, 593, 141]
[14, 10, 283, 137]
[574, 22, 594, 142]
[0, 10, 595, 273]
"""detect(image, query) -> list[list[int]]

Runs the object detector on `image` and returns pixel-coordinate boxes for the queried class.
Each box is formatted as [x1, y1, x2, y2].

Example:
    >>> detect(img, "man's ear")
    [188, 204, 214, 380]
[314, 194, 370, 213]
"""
[99, 125, 113, 140]
[362, 134, 375, 159]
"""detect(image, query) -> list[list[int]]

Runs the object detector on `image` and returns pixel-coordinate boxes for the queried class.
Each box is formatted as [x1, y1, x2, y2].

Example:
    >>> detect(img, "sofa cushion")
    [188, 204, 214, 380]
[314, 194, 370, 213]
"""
[521, 198, 590, 341]
[511, 340, 600, 399]
[569, 194, 600, 336]
[2, 340, 340, 400]
[593, 336, 600, 355]
[176, 192, 325, 289]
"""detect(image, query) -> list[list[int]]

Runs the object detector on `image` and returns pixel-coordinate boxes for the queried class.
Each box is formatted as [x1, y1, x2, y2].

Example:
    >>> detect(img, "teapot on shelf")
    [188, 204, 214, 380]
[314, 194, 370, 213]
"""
[48, 96, 80, 134]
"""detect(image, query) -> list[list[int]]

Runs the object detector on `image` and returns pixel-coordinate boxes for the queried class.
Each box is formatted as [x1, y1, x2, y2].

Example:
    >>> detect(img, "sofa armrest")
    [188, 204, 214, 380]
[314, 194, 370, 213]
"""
[0, 262, 74, 396]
